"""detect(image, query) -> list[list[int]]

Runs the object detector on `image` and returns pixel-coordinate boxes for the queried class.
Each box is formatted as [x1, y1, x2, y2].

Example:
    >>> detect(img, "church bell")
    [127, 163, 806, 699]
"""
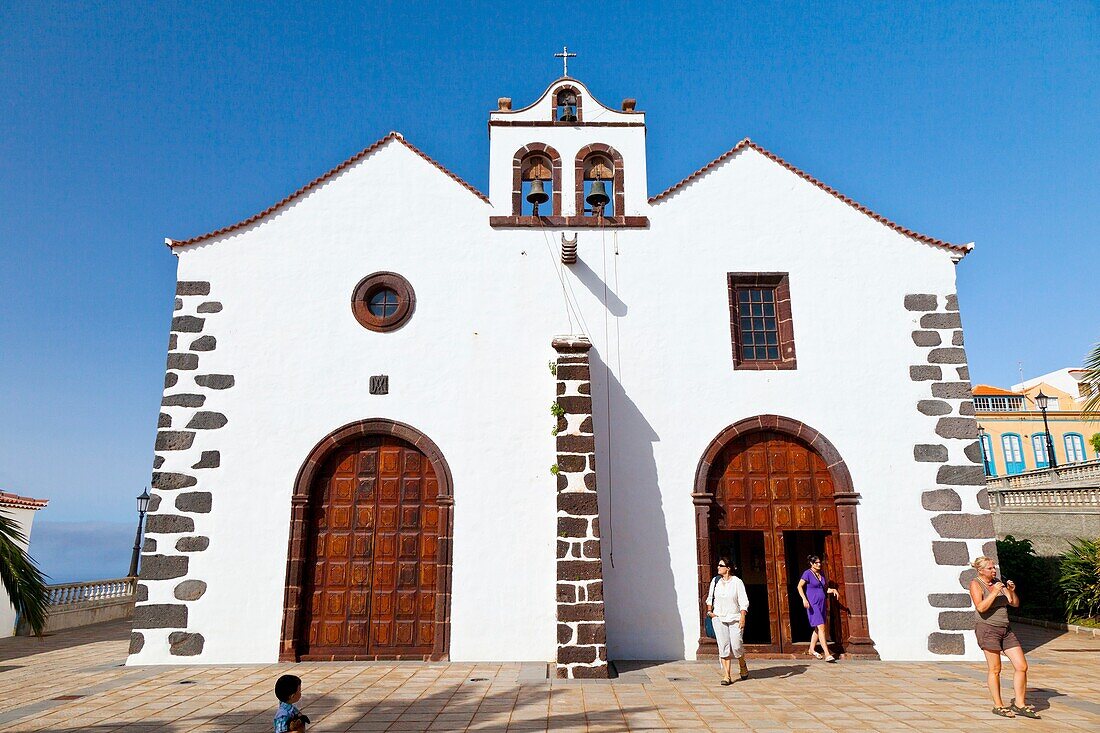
[586, 180, 610, 209]
[559, 105, 577, 123]
[526, 179, 550, 206]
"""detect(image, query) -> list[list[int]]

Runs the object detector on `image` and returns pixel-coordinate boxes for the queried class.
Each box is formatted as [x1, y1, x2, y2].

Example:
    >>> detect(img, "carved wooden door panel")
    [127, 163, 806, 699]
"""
[712, 430, 845, 654]
[302, 436, 438, 659]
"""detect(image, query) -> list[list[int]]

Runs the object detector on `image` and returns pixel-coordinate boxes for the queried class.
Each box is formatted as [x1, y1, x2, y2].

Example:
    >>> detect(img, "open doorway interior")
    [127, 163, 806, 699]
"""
[713, 530, 770, 645]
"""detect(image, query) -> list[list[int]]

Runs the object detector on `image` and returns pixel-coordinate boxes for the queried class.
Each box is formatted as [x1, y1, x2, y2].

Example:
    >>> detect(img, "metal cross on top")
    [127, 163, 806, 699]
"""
[554, 46, 577, 77]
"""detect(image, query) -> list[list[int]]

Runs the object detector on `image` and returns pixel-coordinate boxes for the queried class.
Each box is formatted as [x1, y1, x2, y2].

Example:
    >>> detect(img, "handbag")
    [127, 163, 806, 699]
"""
[703, 576, 719, 638]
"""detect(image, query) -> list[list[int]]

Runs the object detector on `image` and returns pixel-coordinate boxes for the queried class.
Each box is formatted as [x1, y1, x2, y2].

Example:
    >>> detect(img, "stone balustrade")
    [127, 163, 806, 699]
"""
[985, 459, 1100, 491]
[18, 577, 136, 636]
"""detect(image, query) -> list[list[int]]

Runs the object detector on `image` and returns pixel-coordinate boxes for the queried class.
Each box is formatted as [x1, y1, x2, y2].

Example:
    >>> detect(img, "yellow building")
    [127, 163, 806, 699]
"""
[974, 368, 1100, 476]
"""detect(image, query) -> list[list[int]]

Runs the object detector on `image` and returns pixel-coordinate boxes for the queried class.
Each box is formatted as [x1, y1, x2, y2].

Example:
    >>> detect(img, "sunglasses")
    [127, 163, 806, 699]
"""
[717, 564, 728, 568]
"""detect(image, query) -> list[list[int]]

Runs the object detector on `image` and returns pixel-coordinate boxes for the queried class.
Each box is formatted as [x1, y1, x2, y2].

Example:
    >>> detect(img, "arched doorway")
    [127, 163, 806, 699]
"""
[693, 416, 877, 658]
[279, 419, 453, 662]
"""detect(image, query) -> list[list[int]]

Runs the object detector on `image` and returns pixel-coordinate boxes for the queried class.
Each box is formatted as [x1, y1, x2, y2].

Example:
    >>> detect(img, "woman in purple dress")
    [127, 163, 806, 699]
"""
[797, 555, 839, 662]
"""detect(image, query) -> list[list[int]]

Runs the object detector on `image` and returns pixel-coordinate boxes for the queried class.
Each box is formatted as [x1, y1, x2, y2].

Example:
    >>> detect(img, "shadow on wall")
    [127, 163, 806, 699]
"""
[589, 350, 685, 660]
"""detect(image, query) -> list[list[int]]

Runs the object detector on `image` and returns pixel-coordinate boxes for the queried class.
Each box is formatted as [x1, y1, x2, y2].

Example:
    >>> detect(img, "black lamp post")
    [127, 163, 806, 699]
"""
[1034, 391, 1058, 469]
[977, 425, 992, 476]
[128, 488, 151, 578]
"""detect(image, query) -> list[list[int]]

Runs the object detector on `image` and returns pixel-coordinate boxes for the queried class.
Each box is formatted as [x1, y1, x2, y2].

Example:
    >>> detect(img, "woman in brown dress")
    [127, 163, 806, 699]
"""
[969, 556, 1038, 718]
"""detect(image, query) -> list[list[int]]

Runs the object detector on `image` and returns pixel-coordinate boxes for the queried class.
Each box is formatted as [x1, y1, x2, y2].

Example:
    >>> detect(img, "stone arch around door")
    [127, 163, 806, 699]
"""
[279, 419, 454, 662]
[692, 415, 877, 658]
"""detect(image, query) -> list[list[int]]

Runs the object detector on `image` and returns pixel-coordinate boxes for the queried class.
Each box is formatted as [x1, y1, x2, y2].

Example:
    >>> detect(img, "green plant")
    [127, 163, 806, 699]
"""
[548, 360, 557, 376]
[1059, 537, 1100, 622]
[550, 402, 565, 418]
[551, 427, 559, 436]
[0, 510, 49, 636]
[996, 535, 1065, 621]
[1082, 341, 1100, 418]
[1090, 433, 1100, 456]
[550, 464, 560, 475]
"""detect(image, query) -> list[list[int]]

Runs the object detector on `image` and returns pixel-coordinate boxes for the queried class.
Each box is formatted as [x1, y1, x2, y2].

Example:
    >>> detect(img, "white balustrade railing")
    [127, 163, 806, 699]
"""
[46, 577, 136, 607]
[991, 486, 1100, 509]
[985, 458, 1100, 490]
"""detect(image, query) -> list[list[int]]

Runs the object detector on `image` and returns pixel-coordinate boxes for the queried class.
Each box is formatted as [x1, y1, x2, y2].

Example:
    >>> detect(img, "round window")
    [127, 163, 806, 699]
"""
[351, 272, 415, 332]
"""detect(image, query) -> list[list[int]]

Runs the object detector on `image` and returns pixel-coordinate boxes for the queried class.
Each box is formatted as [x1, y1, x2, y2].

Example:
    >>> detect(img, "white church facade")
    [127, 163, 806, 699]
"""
[129, 76, 994, 674]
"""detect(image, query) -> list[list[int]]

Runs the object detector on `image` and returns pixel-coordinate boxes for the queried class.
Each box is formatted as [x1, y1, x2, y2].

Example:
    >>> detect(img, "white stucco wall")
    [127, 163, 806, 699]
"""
[132, 86, 984, 664]
[1, 507, 38, 637]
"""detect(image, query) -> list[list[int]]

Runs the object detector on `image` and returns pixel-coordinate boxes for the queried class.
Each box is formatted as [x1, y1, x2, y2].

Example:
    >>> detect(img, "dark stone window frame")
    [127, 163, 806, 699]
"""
[727, 272, 797, 370]
[552, 85, 583, 123]
[574, 143, 625, 218]
[351, 272, 415, 332]
[510, 143, 562, 218]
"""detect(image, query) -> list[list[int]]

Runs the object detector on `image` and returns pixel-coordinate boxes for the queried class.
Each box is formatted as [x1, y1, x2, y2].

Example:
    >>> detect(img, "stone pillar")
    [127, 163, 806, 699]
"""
[552, 336, 609, 679]
[693, 492, 718, 657]
[834, 492, 878, 657]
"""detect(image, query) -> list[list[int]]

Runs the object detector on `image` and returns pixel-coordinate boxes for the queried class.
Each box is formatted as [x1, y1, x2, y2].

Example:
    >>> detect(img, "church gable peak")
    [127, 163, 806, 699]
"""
[490, 78, 644, 126]
[165, 132, 488, 249]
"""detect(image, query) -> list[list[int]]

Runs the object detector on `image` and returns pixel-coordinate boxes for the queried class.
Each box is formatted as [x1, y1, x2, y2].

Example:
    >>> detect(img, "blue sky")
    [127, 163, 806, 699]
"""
[1, 2, 1096, 581]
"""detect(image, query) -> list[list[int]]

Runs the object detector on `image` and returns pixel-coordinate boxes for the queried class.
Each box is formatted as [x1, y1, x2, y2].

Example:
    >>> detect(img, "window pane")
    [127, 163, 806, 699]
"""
[738, 290, 750, 303]
[751, 303, 763, 316]
[763, 304, 775, 317]
[765, 332, 777, 345]
[762, 290, 774, 302]
[743, 332, 755, 345]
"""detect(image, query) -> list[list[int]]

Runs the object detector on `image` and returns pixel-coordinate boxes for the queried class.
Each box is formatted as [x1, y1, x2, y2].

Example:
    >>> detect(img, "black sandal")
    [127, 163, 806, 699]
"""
[1010, 702, 1040, 719]
[992, 706, 1014, 718]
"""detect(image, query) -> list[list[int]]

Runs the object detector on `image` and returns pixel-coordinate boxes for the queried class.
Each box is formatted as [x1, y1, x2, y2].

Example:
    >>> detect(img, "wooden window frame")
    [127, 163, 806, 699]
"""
[727, 272, 797, 370]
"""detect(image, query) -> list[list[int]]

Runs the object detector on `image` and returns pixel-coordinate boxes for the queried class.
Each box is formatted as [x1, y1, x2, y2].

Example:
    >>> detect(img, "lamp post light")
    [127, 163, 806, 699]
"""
[1034, 391, 1058, 469]
[977, 425, 992, 476]
[128, 488, 151, 578]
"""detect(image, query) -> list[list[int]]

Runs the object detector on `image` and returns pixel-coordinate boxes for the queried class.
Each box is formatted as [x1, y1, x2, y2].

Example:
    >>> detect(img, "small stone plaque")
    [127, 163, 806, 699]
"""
[370, 375, 389, 395]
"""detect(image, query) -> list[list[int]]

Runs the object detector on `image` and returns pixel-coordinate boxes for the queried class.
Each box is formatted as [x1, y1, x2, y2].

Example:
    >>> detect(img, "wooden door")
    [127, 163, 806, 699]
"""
[711, 430, 846, 654]
[301, 435, 439, 660]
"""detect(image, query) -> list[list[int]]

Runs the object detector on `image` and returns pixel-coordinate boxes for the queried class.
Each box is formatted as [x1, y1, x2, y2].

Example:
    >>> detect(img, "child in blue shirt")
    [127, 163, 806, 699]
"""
[274, 674, 311, 732]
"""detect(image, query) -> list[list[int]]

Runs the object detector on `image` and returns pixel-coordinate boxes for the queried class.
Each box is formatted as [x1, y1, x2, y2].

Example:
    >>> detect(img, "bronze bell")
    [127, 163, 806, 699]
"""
[586, 180, 610, 209]
[559, 104, 577, 122]
[526, 179, 550, 206]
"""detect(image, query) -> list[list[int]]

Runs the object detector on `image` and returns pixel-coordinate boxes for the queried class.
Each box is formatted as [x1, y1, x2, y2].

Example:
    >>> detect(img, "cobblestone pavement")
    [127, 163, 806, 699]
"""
[1, 621, 1098, 732]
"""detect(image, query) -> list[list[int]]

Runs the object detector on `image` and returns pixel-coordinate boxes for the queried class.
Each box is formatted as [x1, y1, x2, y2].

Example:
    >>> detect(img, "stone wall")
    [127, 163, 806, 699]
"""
[130, 280, 232, 661]
[905, 293, 996, 656]
[552, 336, 609, 679]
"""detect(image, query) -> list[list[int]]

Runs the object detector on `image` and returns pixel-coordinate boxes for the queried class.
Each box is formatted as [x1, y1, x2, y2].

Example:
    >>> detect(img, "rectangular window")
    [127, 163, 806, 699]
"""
[728, 273, 796, 370]
[974, 396, 1024, 412]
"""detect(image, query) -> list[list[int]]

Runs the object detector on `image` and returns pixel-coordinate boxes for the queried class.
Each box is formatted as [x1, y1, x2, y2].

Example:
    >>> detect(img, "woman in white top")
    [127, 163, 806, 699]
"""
[705, 557, 750, 685]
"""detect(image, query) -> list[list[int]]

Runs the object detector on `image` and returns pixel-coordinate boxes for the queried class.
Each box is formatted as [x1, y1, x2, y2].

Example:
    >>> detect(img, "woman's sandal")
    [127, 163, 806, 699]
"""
[720, 677, 732, 686]
[992, 706, 1015, 718]
[1010, 702, 1040, 719]
[824, 655, 837, 663]
[808, 651, 823, 660]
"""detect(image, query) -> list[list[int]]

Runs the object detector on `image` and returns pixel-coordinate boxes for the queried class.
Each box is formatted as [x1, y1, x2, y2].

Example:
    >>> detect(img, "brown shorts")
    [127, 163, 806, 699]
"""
[975, 621, 1021, 652]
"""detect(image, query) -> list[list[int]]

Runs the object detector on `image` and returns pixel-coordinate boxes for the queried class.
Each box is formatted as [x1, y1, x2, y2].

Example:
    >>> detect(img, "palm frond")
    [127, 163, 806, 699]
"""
[0, 510, 50, 636]
[1081, 341, 1100, 419]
